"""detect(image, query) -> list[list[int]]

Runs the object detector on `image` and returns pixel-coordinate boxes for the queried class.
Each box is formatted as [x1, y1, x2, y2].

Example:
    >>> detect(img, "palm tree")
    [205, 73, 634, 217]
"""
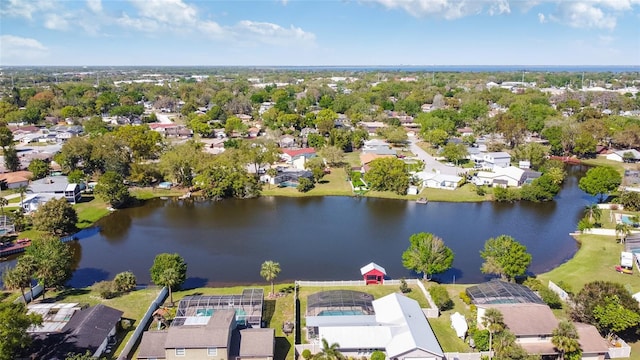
[2, 266, 30, 303]
[159, 267, 179, 306]
[616, 223, 632, 244]
[17, 184, 28, 212]
[313, 338, 344, 360]
[482, 308, 504, 360]
[260, 260, 281, 296]
[584, 204, 602, 224]
[552, 321, 580, 360]
[0, 197, 7, 219]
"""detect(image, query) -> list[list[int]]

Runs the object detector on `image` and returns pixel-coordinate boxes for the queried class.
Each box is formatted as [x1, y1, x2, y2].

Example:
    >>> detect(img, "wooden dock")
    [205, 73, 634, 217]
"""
[0, 238, 31, 257]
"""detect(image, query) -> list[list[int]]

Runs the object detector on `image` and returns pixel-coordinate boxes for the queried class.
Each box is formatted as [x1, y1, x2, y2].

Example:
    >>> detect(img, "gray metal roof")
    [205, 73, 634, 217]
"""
[466, 280, 544, 305]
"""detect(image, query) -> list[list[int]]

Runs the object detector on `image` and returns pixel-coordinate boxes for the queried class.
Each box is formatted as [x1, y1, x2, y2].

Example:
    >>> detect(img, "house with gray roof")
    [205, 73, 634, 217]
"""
[137, 294, 274, 360]
[28, 176, 81, 204]
[606, 149, 640, 163]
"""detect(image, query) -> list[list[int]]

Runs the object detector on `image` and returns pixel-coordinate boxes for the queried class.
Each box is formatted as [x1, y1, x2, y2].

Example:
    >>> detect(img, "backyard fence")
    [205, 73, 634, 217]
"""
[444, 352, 490, 360]
[548, 280, 570, 302]
[117, 286, 168, 360]
[295, 280, 366, 287]
[13, 284, 43, 304]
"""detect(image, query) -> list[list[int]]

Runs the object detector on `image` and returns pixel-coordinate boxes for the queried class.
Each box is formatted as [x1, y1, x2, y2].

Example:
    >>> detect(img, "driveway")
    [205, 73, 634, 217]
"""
[408, 138, 466, 176]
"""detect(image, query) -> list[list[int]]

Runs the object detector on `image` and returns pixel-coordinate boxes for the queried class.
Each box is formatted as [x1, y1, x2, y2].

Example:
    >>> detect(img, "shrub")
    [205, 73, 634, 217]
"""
[539, 287, 563, 309]
[279, 284, 296, 294]
[297, 178, 315, 192]
[371, 351, 385, 360]
[399, 278, 411, 293]
[429, 284, 454, 311]
[475, 186, 486, 196]
[114, 271, 137, 292]
[472, 329, 490, 351]
[523, 277, 543, 291]
[301, 349, 312, 360]
[93, 280, 119, 299]
[459, 291, 471, 305]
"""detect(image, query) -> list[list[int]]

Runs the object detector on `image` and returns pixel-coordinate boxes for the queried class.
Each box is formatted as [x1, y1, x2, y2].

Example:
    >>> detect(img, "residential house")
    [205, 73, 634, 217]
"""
[414, 171, 463, 190]
[20, 193, 61, 213]
[606, 149, 640, 163]
[27, 303, 123, 359]
[262, 168, 313, 186]
[259, 102, 274, 115]
[279, 135, 296, 148]
[138, 291, 272, 360]
[305, 292, 444, 360]
[280, 148, 316, 164]
[247, 127, 260, 138]
[29, 176, 82, 204]
[474, 166, 526, 188]
[0, 170, 32, 189]
[482, 152, 512, 169]
[362, 139, 397, 156]
[357, 121, 387, 136]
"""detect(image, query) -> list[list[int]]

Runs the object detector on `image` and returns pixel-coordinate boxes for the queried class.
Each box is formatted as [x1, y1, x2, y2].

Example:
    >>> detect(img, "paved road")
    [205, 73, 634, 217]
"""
[408, 138, 466, 176]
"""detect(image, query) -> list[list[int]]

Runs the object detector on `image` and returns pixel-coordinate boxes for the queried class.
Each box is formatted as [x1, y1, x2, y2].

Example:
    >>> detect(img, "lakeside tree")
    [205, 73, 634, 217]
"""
[364, 157, 410, 195]
[260, 260, 281, 296]
[159, 140, 203, 187]
[552, 321, 581, 360]
[584, 204, 602, 224]
[150, 253, 187, 305]
[578, 166, 622, 202]
[402, 232, 454, 280]
[113, 271, 137, 292]
[570, 281, 640, 333]
[26, 236, 74, 300]
[0, 302, 42, 360]
[32, 198, 78, 236]
[480, 235, 532, 281]
[2, 265, 32, 303]
[94, 171, 131, 209]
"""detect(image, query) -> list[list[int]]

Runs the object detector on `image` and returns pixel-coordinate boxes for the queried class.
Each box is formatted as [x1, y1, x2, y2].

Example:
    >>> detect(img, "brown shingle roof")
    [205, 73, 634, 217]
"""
[482, 303, 558, 336]
[239, 328, 274, 357]
[137, 331, 167, 359]
[164, 309, 234, 349]
[575, 322, 609, 354]
[0, 171, 32, 184]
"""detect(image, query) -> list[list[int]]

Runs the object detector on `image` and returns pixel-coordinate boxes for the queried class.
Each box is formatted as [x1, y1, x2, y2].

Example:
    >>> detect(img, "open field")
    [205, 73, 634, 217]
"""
[261, 167, 353, 197]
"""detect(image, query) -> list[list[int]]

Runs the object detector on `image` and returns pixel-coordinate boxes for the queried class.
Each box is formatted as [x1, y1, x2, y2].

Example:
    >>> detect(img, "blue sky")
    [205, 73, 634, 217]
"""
[1, 0, 639, 66]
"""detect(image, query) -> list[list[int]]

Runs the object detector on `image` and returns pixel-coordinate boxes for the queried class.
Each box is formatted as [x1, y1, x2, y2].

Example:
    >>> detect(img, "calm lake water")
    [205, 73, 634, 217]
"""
[2, 166, 594, 288]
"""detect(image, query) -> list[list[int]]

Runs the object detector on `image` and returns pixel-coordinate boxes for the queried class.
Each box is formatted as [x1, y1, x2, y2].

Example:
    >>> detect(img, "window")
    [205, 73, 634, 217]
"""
[207, 347, 218, 356]
[175, 348, 186, 356]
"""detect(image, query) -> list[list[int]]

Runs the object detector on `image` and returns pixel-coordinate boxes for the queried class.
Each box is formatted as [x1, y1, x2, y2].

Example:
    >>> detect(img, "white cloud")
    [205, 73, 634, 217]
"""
[86, 0, 102, 13]
[363, 0, 512, 19]
[233, 20, 316, 45]
[553, 2, 617, 30]
[128, 0, 197, 25]
[116, 13, 160, 33]
[0, 0, 55, 19]
[0, 35, 49, 64]
[44, 13, 70, 30]
[537, 12, 546, 23]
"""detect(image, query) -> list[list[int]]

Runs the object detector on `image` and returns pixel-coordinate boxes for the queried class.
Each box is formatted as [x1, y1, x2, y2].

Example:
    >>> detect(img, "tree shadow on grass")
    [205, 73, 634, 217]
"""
[318, 180, 329, 184]
[274, 337, 292, 360]
[52, 288, 91, 302]
[183, 277, 208, 289]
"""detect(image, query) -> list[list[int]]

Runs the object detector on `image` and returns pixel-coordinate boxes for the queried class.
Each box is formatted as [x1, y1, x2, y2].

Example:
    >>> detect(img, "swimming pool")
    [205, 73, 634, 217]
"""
[279, 181, 298, 188]
[318, 310, 365, 316]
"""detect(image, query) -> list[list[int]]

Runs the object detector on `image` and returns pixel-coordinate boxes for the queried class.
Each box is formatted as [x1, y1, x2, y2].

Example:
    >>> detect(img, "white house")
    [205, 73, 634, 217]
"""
[474, 166, 525, 187]
[414, 171, 463, 190]
[606, 149, 640, 162]
[482, 152, 511, 169]
[306, 292, 444, 360]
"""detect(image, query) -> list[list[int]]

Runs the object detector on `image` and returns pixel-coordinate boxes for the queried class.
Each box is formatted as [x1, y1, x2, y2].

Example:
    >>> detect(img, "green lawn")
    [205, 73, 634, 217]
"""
[29, 286, 163, 360]
[74, 195, 112, 229]
[581, 156, 626, 174]
[261, 168, 353, 197]
[418, 183, 490, 202]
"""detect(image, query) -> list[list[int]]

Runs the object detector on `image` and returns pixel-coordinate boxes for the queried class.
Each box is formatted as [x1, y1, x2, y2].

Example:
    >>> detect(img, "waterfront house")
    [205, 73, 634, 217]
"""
[474, 166, 526, 188]
[29, 176, 82, 204]
[606, 149, 640, 163]
[305, 291, 444, 360]
[27, 303, 123, 359]
[360, 262, 386, 284]
[20, 193, 61, 213]
[137, 290, 272, 360]
[414, 171, 463, 190]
